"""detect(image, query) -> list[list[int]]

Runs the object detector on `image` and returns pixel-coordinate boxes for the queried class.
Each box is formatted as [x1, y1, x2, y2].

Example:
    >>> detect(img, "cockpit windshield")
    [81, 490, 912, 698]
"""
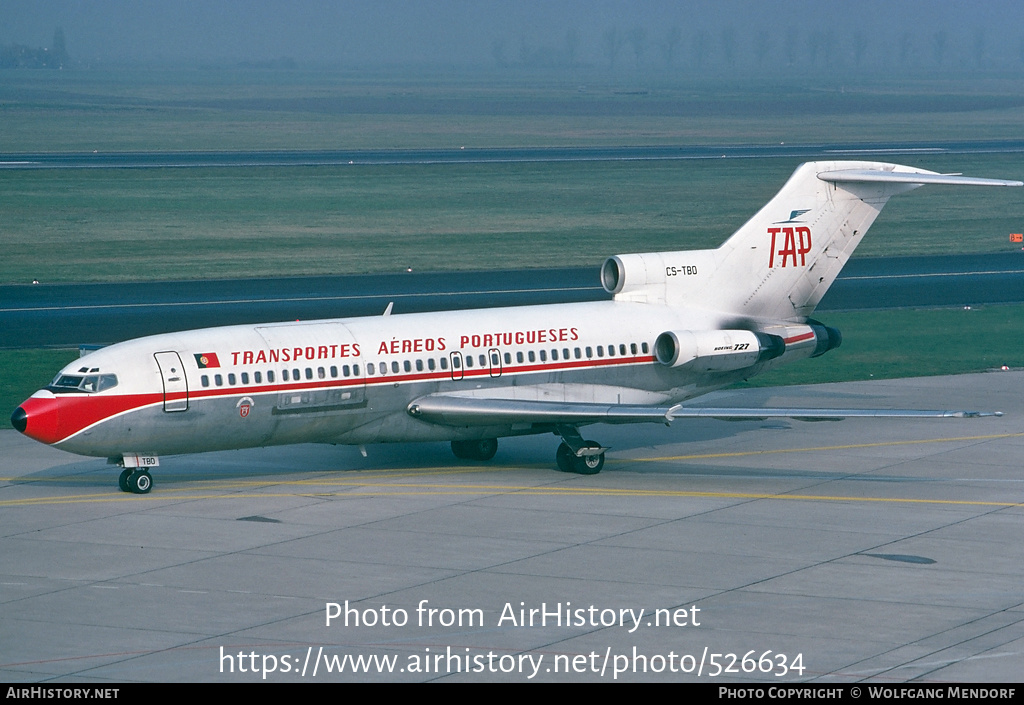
[49, 374, 118, 393]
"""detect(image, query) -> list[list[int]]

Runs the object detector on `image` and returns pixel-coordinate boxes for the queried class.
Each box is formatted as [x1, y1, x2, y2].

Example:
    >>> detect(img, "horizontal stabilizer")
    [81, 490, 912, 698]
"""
[818, 169, 1023, 187]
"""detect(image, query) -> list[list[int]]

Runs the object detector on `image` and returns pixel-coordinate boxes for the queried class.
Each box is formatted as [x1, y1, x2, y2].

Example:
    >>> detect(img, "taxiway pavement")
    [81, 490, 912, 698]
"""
[1, 371, 1021, 682]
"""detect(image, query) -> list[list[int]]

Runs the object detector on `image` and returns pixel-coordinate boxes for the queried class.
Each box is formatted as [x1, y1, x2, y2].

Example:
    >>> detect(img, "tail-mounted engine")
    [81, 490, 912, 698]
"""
[602, 250, 719, 303]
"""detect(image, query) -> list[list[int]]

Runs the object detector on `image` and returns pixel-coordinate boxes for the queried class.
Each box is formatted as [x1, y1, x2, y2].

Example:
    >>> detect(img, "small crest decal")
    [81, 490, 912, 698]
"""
[236, 396, 254, 418]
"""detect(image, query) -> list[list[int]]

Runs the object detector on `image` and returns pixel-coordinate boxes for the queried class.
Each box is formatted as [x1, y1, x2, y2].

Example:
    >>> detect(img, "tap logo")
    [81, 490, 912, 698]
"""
[767, 226, 812, 268]
[775, 209, 811, 224]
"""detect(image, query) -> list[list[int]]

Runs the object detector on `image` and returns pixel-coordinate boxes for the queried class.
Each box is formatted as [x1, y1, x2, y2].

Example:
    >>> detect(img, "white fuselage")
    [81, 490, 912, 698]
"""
[24, 298, 819, 458]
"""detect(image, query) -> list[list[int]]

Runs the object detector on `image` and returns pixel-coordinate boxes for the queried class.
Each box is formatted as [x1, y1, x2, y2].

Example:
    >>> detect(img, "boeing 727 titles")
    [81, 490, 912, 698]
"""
[11, 161, 1021, 492]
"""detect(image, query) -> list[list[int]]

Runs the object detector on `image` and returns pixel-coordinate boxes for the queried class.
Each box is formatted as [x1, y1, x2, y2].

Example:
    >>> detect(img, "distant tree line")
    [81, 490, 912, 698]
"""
[0, 27, 68, 69]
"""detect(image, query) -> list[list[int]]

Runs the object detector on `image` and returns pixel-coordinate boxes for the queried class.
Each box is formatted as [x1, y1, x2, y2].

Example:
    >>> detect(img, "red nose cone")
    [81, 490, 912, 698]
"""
[13, 394, 61, 445]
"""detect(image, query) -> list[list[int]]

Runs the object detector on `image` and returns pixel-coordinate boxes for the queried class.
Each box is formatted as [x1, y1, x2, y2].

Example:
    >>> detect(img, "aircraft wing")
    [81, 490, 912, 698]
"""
[407, 394, 1001, 427]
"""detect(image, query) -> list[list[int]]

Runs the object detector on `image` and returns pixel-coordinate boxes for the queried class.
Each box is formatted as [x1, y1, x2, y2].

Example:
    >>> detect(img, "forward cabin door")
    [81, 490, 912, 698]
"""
[154, 351, 189, 412]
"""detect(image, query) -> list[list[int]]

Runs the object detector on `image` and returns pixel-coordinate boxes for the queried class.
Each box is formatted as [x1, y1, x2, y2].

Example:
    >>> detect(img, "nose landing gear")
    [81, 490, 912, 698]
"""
[114, 455, 159, 493]
[118, 468, 153, 494]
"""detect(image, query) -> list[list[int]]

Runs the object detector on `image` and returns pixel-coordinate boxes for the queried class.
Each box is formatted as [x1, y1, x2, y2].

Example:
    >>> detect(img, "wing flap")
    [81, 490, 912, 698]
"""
[667, 407, 1001, 421]
[408, 395, 675, 426]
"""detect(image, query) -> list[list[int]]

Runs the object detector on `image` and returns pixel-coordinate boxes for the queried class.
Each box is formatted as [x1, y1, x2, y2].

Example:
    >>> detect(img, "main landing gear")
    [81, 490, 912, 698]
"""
[118, 468, 153, 494]
[450, 427, 608, 475]
[555, 441, 605, 474]
[554, 425, 606, 475]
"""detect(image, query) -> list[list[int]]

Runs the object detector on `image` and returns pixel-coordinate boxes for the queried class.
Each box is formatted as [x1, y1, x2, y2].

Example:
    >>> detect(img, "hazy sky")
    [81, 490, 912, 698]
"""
[2, 0, 1023, 71]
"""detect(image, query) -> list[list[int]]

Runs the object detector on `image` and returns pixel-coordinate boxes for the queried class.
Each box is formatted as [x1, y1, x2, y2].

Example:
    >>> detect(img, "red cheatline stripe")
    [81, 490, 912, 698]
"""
[46, 355, 657, 443]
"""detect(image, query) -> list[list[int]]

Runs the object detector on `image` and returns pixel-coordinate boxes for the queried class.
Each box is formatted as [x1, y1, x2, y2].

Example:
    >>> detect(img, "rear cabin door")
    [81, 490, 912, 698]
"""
[154, 351, 188, 412]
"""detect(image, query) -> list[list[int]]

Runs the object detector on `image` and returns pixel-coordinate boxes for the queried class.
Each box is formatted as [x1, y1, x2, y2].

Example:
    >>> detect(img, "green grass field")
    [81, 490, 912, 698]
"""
[3, 153, 1023, 285]
[3, 69, 1023, 284]
[4, 70, 1024, 152]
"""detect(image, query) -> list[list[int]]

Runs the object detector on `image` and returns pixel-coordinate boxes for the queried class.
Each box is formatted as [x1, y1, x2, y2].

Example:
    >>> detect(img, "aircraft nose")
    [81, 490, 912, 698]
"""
[11, 406, 27, 433]
[12, 393, 61, 444]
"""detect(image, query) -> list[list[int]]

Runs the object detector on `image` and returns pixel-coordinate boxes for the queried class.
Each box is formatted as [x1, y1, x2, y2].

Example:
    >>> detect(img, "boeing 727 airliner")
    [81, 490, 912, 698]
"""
[11, 161, 1021, 493]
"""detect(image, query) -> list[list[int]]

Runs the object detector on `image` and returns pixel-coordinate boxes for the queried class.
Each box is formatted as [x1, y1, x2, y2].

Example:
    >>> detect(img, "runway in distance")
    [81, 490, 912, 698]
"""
[11, 161, 1021, 493]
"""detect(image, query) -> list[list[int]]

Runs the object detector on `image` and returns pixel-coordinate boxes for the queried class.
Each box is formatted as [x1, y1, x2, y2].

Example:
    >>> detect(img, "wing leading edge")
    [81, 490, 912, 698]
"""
[407, 394, 1002, 427]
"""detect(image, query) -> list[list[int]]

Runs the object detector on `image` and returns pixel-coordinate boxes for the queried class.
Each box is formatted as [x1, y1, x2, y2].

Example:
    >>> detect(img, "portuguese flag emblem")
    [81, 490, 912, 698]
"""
[194, 352, 221, 368]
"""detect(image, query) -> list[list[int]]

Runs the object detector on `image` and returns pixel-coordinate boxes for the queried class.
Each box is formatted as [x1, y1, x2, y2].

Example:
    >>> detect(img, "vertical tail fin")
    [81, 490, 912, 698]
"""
[705, 161, 1020, 321]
